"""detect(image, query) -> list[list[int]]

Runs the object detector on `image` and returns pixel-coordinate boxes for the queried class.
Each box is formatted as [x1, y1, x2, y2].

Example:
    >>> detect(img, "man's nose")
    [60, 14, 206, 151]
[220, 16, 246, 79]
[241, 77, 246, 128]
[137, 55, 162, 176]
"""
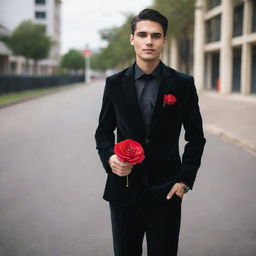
[145, 36, 153, 45]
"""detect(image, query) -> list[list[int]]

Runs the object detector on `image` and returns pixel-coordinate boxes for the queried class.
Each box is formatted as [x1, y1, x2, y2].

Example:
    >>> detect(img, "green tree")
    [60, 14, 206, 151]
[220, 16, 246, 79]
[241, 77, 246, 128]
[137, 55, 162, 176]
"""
[4, 20, 53, 73]
[153, 0, 196, 38]
[153, 0, 196, 72]
[91, 15, 135, 71]
[61, 49, 85, 74]
[92, 3, 196, 71]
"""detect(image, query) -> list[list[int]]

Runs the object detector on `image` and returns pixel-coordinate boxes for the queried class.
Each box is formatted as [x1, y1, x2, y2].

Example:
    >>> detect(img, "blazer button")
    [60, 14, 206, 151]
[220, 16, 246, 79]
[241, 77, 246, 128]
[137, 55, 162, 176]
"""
[145, 138, 150, 144]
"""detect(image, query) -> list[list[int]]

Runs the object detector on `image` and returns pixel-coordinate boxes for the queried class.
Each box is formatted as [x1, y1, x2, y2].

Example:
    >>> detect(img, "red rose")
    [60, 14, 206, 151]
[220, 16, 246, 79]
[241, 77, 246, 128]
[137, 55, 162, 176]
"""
[114, 139, 145, 165]
[163, 94, 177, 106]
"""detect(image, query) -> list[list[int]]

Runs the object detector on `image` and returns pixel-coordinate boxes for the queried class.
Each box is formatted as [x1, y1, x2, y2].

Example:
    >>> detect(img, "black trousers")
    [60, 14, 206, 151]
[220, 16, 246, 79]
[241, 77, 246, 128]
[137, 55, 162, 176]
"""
[109, 187, 182, 256]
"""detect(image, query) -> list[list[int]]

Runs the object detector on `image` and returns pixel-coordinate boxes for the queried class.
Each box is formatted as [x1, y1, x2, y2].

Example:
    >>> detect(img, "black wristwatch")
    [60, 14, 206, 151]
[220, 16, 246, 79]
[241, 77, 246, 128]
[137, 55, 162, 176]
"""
[183, 185, 190, 193]
[180, 183, 190, 193]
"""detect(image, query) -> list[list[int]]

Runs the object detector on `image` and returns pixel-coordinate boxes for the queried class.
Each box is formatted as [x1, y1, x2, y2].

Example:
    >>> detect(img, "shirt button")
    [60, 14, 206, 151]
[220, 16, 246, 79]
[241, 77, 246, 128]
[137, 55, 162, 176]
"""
[145, 138, 150, 144]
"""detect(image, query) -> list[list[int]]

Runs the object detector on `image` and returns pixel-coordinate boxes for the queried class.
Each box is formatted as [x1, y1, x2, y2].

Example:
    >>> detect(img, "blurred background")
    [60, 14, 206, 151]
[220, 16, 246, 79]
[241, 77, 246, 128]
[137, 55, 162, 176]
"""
[0, 0, 256, 94]
[0, 1, 256, 256]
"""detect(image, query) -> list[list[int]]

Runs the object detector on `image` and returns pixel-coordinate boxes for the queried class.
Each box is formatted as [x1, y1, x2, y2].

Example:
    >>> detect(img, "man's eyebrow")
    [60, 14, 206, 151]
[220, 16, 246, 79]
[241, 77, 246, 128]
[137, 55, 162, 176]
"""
[135, 31, 163, 36]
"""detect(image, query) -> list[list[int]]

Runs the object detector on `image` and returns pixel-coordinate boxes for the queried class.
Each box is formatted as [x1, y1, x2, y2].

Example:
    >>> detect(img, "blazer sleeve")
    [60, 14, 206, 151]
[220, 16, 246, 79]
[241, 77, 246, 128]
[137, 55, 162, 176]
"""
[95, 78, 117, 173]
[180, 77, 206, 189]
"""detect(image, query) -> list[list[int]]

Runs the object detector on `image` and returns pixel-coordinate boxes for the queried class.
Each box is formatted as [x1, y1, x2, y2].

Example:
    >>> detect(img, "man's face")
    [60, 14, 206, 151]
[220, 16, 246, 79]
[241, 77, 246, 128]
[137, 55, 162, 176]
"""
[130, 20, 166, 63]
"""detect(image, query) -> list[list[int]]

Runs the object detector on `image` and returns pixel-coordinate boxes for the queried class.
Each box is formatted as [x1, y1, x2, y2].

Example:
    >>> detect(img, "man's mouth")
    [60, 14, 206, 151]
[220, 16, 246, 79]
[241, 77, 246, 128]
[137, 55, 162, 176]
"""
[143, 49, 155, 52]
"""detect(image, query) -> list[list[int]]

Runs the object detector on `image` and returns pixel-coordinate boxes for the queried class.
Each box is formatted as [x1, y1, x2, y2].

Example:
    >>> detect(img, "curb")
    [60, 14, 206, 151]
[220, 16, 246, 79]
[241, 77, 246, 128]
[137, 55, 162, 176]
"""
[200, 91, 256, 104]
[0, 82, 86, 109]
[204, 124, 256, 157]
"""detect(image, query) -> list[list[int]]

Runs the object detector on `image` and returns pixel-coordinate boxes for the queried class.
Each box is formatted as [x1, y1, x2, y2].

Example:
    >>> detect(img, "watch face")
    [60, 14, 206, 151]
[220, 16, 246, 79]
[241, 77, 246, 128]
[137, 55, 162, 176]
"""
[183, 186, 190, 193]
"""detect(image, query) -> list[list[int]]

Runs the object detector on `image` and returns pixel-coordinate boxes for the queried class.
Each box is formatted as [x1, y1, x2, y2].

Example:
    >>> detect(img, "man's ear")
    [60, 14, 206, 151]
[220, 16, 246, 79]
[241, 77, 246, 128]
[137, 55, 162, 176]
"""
[130, 34, 134, 46]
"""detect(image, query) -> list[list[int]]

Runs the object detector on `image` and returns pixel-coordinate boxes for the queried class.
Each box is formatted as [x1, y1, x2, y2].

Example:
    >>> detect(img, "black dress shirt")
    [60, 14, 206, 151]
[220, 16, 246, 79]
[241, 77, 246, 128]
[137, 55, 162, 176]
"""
[134, 63, 161, 130]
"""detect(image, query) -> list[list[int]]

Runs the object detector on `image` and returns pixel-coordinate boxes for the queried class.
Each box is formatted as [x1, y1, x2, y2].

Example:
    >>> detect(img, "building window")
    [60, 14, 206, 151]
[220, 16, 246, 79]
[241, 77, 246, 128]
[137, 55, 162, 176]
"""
[252, 0, 256, 32]
[35, 11, 46, 19]
[233, 3, 244, 37]
[232, 48, 241, 92]
[206, 0, 221, 10]
[252, 45, 256, 93]
[35, 0, 46, 4]
[10, 62, 17, 74]
[206, 15, 221, 43]
[211, 52, 220, 90]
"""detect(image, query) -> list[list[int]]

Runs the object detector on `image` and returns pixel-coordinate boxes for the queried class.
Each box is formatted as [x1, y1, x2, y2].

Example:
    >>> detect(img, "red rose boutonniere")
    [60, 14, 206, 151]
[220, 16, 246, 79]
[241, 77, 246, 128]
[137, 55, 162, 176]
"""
[114, 139, 145, 187]
[163, 94, 177, 107]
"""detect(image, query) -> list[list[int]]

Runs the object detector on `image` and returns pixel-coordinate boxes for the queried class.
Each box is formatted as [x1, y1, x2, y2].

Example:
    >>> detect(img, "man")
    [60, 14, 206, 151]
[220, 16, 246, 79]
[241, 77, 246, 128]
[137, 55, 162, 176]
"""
[95, 9, 206, 256]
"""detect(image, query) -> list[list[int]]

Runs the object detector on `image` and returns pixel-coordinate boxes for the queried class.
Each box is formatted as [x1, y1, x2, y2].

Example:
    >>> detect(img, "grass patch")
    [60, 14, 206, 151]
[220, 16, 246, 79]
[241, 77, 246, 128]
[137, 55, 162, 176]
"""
[0, 86, 67, 105]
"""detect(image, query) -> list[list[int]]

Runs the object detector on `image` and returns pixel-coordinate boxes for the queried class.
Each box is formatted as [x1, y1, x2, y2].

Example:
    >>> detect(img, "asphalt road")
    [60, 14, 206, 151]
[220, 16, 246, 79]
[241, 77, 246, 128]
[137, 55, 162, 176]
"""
[0, 81, 256, 256]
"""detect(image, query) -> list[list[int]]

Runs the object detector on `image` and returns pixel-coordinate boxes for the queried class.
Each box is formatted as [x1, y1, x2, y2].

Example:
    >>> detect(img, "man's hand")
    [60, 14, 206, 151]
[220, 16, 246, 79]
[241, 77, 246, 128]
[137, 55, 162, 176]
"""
[166, 183, 186, 200]
[108, 154, 133, 177]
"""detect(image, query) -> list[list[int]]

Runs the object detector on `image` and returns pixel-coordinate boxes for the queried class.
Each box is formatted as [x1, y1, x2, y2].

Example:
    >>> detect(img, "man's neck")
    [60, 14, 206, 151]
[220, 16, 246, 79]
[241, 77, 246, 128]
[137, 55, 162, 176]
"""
[136, 58, 160, 74]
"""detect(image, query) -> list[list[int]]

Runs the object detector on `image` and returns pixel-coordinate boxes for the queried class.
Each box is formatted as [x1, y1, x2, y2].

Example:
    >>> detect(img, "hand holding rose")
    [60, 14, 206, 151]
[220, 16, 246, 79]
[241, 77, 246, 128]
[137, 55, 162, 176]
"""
[109, 139, 145, 187]
[108, 154, 134, 177]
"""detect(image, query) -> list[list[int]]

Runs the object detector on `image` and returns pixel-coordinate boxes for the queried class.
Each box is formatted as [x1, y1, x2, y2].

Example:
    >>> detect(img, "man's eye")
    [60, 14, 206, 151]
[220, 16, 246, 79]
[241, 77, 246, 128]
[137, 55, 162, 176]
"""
[152, 34, 162, 38]
[137, 33, 147, 37]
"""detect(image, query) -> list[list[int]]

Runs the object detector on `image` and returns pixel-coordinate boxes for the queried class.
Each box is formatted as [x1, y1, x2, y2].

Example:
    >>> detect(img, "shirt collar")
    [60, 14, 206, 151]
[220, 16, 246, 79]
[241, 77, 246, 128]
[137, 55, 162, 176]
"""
[134, 62, 162, 80]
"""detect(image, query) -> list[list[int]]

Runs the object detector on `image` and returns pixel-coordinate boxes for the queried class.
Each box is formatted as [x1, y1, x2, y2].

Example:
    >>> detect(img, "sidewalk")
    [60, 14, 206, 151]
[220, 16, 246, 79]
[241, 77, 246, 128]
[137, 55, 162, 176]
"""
[199, 91, 256, 156]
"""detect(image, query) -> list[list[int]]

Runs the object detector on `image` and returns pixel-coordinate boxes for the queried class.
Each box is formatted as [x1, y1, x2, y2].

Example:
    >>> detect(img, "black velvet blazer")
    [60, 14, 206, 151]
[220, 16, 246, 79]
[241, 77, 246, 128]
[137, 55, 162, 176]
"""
[95, 62, 206, 206]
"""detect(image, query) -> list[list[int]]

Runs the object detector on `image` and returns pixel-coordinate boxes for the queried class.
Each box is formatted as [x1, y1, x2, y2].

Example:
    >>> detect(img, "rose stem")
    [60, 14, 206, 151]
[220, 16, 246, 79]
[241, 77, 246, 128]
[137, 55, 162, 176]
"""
[126, 175, 129, 187]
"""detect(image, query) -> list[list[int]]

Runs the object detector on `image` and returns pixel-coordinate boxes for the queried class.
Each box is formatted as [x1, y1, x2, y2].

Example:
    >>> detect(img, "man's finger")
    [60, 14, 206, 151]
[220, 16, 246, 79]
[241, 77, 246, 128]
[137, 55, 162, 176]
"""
[114, 158, 133, 168]
[166, 189, 176, 200]
[114, 170, 131, 177]
[115, 156, 133, 166]
[112, 167, 132, 177]
[117, 165, 133, 172]
[119, 162, 133, 168]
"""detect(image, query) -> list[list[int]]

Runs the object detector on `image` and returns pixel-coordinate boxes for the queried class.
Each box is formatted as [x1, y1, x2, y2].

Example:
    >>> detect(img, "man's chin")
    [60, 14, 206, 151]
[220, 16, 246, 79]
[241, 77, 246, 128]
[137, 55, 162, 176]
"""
[140, 55, 160, 62]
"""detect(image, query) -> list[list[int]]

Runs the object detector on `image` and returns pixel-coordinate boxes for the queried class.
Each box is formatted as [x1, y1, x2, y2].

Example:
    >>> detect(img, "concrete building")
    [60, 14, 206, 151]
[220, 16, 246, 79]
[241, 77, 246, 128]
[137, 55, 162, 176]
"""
[194, 0, 256, 95]
[0, 25, 11, 74]
[0, 0, 61, 75]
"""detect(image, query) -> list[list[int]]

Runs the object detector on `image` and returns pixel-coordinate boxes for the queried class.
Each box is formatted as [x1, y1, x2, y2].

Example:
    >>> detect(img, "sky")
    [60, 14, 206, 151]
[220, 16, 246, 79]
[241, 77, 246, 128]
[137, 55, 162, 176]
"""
[61, 0, 153, 54]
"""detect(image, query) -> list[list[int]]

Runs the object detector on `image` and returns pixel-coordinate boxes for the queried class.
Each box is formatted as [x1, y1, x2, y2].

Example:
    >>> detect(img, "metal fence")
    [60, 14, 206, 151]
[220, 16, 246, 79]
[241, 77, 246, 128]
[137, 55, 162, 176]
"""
[0, 75, 85, 95]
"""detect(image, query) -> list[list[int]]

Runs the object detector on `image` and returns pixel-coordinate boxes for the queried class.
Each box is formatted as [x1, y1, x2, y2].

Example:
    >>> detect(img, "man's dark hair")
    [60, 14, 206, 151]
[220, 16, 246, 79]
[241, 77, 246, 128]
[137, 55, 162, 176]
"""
[131, 9, 168, 36]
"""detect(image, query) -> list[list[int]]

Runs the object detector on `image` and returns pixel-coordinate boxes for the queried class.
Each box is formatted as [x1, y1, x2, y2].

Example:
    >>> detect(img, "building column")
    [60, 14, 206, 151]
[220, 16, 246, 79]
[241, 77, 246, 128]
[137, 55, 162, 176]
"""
[16, 57, 22, 75]
[161, 40, 170, 66]
[241, 43, 252, 95]
[241, 0, 252, 95]
[220, 0, 233, 94]
[29, 59, 33, 75]
[243, 0, 252, 34]
[170, 38, 180, 70]
[193, 0, 205, 90]
[206, 53, 212, 89]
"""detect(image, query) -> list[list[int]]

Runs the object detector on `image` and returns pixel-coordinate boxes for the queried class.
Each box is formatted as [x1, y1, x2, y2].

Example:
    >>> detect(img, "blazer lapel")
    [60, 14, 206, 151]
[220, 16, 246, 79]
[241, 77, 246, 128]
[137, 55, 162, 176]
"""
[122, 64, 147, 134]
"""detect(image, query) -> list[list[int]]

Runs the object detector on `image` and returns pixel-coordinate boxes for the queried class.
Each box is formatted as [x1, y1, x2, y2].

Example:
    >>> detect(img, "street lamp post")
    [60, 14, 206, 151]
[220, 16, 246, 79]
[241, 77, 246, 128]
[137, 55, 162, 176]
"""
[83, 47, 92, 83]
